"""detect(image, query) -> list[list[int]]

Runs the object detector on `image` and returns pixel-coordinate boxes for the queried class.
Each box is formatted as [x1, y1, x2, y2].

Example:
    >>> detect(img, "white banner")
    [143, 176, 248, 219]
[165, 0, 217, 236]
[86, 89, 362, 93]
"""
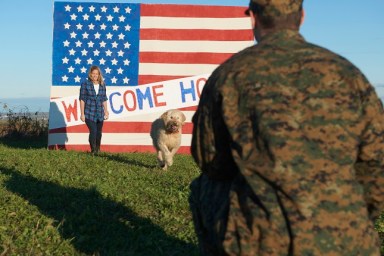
[49, 74, 208, 129]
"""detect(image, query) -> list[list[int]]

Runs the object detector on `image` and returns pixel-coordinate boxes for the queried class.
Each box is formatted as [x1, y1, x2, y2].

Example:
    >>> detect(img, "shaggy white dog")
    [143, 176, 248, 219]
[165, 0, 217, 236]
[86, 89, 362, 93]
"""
[150, 109, 186, 170]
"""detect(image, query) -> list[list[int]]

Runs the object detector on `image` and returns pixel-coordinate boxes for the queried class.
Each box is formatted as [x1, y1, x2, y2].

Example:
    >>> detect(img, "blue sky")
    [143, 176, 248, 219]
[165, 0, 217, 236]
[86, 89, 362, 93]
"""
[0, 0, 383, 100]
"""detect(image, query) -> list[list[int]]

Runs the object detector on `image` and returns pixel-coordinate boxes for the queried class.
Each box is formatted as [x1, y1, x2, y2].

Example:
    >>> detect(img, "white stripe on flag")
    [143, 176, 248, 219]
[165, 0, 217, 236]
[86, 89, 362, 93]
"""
[141, 17, 252, 30]
[140, 40, 253, 53]
[139, 63, 218, 76]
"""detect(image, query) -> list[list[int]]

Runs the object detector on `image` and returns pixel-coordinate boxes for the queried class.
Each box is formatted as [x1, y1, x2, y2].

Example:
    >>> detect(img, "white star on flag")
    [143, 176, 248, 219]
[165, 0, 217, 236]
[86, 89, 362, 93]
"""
[119, 15, 126, 22]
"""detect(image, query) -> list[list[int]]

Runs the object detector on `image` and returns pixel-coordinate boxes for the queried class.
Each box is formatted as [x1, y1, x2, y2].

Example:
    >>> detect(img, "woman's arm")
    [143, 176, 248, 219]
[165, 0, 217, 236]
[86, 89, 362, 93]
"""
[80, 100, 85, 122]
[79, 82, 87, 122]
[103, 100, 109, 120]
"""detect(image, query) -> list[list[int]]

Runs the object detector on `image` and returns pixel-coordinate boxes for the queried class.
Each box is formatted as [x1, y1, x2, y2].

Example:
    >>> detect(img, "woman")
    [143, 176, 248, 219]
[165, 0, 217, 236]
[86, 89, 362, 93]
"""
[79, 66, 109, 154]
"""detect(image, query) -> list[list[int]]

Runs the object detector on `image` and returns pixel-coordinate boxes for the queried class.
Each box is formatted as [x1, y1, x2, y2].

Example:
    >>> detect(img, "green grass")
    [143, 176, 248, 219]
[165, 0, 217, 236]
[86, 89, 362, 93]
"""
[0, 137, 200, 255]
[0, 137, 383, 255]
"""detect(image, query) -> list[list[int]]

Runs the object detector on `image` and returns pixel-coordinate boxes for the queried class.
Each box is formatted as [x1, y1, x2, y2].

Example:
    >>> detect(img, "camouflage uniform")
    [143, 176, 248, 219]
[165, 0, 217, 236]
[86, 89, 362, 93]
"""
[189, 0, 384, 255]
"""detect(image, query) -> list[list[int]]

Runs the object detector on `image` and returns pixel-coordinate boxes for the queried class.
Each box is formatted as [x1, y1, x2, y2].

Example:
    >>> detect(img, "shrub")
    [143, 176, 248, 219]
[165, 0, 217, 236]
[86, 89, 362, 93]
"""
[0, 102, 48, 138]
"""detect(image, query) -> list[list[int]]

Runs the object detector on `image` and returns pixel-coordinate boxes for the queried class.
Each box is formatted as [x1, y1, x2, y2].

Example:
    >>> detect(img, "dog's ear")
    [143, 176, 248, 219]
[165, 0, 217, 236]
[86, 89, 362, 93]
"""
[181, 112, 186, 125]
[160, 111, 168, 122]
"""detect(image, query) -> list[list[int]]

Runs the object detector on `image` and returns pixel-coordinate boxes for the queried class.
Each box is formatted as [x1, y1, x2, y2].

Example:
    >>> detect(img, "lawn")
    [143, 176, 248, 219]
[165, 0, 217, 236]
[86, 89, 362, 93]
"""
[0, 137, 383, 255]
[0, 137, 200, 255]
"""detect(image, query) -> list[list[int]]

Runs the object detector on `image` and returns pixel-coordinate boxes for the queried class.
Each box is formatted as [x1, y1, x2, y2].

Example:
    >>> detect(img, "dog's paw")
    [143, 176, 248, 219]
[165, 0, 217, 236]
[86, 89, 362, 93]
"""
[167, 159, 173, 166]
[165, 155, 173, 167]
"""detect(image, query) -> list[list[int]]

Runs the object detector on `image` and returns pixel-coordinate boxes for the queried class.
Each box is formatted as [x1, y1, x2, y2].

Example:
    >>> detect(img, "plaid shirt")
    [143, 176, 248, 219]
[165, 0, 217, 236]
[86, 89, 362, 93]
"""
[79, 80, 108, 122]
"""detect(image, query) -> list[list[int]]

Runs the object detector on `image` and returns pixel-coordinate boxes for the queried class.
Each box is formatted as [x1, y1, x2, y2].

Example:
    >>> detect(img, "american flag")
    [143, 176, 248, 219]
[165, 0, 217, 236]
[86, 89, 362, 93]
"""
[49, 2, 254, 153]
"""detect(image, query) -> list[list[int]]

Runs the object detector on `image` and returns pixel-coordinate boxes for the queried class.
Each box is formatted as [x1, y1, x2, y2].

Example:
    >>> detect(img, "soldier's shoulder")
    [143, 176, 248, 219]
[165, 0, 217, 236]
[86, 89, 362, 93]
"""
[305, 42, 363, 74]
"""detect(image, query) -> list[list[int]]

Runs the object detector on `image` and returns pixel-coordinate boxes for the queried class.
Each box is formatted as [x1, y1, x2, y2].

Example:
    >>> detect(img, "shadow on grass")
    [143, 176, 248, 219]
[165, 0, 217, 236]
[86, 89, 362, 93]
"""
[0, 135, 48, 149]
[99, 153, 158, 169]
[2, 168, 198, 255]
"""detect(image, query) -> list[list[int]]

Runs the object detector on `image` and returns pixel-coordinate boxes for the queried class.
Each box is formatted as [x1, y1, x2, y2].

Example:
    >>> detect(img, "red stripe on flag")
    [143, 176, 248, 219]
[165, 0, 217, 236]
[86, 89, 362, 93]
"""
[141, 4, 248, 18]
[139, 52, 233, 64]
[48, 144, 192, 154]
[140, 29, 253, 41]
[49, 122, 194, 134]
[138, 75, 188, 85]
[180, 106, 198, 111]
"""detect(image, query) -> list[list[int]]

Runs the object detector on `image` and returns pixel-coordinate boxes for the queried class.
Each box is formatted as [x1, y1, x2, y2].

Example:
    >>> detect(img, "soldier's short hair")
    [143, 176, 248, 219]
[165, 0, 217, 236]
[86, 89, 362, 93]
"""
[246, 0, 303, 29]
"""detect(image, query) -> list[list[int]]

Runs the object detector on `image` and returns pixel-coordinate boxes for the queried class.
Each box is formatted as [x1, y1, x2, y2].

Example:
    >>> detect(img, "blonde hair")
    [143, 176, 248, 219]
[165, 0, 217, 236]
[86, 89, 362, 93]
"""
[88, 65, 105, 86]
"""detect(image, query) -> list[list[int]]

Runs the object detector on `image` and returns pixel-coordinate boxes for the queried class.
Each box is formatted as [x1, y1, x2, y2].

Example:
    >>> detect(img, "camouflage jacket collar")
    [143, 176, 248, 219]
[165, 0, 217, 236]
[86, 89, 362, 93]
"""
[259, 29, 305, 44]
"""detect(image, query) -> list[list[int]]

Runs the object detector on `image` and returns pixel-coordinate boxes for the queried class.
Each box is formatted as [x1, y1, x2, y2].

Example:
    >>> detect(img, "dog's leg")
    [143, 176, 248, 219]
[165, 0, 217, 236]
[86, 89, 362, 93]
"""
[158, 144, 171, 170]
[166, 148, 179, 167]
[157, 150, 166, 169]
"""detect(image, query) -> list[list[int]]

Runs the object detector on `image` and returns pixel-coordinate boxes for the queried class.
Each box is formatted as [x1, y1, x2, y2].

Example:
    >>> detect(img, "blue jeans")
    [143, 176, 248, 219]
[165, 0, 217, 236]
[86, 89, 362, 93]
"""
[85, 119, 104, 153]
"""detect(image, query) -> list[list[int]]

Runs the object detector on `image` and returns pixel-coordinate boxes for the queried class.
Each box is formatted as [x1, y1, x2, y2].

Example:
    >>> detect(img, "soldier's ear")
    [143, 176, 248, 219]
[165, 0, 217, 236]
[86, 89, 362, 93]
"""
[249, 10, 257, 29]
[300, 9, 305, 26]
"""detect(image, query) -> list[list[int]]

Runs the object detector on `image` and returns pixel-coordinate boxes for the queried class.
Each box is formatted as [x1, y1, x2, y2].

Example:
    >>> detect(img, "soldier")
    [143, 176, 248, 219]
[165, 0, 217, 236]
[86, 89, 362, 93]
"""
[189, 0, 384, 255]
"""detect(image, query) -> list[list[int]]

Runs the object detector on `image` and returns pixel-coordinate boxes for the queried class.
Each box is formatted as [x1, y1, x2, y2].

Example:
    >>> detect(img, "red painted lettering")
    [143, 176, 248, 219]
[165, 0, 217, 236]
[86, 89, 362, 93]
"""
[123, 90, 137, 111]
[152, 84, 166, 107]
[196, 78, 207, 98]
[61, 100, 78, 122]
